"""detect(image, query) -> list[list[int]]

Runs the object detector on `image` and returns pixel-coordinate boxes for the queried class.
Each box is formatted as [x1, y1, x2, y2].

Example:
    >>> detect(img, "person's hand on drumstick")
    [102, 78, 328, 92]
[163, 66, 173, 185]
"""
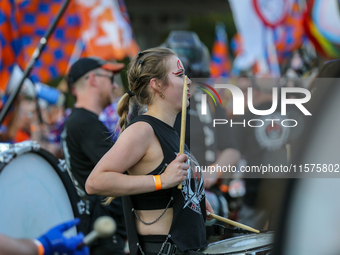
[160, 153, 189, 189]
[0, 218, 89, 255]
[206, 198, 215, 221]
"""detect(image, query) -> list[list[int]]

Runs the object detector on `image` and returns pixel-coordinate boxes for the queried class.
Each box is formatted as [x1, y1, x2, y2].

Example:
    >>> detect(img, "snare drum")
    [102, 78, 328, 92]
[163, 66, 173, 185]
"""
[0, 141, 87, 238]
[201, 232, 273, 255]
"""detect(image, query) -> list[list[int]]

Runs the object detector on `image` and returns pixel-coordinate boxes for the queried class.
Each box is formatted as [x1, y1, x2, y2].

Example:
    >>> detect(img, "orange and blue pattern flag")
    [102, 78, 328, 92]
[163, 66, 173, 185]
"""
[15, 0, 81, 83]
[1, 0, 140, 87]
[210, 23, 231, 78]
[0, 0, 23, 93]
[77, 0, 139, 61]
[274, 1, 306, 61]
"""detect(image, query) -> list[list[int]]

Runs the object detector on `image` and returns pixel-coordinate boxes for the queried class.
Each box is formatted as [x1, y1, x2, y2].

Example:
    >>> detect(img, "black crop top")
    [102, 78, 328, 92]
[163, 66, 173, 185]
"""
[123, 115, 207, 255]
[129, 115, 179, 210]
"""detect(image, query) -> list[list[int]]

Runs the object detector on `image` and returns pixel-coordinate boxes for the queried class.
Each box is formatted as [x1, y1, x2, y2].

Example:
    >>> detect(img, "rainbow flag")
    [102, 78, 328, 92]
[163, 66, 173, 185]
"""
[210, 23, 231, 78]
[303, 0, 340, 58]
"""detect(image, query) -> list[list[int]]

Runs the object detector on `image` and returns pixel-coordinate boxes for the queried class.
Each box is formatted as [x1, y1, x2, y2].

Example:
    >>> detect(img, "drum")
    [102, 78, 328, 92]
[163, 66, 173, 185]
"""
[201, 232, 273, 254]
[0, 141, 86, 238]
[273, 75, 340, 254]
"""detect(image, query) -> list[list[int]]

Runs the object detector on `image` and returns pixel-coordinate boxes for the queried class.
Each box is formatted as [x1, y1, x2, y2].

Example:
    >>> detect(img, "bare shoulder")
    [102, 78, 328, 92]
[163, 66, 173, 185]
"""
[115, 121, 156, 149]
[121, 121, 154, 139]
[101, 121, 157, 171]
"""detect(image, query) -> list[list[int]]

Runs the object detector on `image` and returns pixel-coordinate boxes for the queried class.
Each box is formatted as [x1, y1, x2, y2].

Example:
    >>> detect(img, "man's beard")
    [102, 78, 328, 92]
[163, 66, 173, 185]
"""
[101, 92, 112, 109]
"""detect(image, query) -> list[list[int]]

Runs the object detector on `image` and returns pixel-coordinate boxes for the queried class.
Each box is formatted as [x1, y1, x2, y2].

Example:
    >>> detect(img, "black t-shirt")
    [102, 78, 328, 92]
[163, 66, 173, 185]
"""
[123, 115, 207, 255]
[62, 108, 113, 190]
[61, 108, 126, 238]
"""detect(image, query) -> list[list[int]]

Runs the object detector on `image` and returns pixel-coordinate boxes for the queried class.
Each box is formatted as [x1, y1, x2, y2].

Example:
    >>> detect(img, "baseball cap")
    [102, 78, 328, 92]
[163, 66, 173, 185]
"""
[67, 57, 125, 86]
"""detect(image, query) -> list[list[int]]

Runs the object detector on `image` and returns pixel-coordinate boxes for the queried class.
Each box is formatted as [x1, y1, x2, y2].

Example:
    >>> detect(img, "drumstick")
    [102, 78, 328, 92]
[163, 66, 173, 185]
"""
[207, 212, 260, 234]
[78, 216, 116, 248]
[286, 143, 291, 164]
[177, 75, 188, 190]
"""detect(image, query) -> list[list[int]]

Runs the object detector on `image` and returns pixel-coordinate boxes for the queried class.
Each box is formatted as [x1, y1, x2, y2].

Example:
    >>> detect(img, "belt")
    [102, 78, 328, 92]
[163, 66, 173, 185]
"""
[141, 241, 184, 255]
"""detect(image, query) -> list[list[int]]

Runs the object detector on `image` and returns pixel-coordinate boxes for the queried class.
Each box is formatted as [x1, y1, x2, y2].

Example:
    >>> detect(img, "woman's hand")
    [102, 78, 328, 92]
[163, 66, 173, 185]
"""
[161, 154, 189, 189]
[205, 198, 215, 221]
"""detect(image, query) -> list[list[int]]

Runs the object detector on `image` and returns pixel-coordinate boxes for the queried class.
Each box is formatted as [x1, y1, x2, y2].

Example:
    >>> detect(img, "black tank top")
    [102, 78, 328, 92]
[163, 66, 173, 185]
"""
[122, 115, 207, 254]
[129, 115, 176, 210]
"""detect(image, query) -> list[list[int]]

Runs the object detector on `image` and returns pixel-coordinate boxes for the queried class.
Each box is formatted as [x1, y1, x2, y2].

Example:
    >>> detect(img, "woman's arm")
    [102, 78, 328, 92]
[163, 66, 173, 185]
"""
[0, 235, 38, 255]
[0, 219, 88, 255]
[86, 122, 189, 197]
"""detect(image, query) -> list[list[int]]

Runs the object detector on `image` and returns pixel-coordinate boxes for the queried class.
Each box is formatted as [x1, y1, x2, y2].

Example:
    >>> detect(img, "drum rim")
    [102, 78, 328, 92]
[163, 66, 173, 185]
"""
[0, 145, 83, 233]
[201, 231, 274, 253]
[32, 148, 82, 221]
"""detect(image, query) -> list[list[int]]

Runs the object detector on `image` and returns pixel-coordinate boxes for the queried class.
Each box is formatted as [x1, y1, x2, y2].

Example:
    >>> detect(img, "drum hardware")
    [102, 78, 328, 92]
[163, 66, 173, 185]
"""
[0, 141, 40, 166]
[200, 232, 274, 254]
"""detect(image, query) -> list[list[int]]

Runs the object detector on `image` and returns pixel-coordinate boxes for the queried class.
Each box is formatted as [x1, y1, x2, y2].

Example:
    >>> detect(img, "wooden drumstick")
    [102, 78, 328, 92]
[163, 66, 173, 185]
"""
[78, 216, 116, 248]
[207, 212, 260, 234]
[177, 75, 188, 190]
[286, 143, 291, 164]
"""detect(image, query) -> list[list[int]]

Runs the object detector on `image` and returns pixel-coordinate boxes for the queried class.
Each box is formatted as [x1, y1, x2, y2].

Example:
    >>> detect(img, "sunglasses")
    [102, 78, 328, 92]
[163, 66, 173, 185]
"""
[94, 73, 115, 84]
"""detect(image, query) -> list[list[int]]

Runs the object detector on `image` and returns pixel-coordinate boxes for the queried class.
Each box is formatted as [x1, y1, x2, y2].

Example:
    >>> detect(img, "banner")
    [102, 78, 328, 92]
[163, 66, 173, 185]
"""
[210, 23, 231, 78]
[76, 0, 139, 61]
[253, 0, 290, 28]
[0, 0, 22, 93]
[275, 1, 305, 61]
[16, 0, 81, 83]
[229, 0, 265, 73]
[312, 0, 340, 44]
[0, 0, 140, 87]
[303, 0, 340, 58]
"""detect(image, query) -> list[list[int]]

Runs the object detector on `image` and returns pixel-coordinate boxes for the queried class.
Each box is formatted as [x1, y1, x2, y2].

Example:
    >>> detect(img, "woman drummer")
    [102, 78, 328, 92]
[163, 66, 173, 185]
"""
[86, 47, 213, 255]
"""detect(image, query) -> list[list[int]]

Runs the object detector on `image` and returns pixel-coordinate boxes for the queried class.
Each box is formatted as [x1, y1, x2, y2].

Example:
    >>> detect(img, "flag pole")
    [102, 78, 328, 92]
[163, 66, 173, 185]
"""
[0, 0, 72, 124]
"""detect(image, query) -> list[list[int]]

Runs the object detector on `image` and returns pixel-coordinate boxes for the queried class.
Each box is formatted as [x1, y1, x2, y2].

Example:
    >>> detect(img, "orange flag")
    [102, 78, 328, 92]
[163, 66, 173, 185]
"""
[76, 0, 139, 60]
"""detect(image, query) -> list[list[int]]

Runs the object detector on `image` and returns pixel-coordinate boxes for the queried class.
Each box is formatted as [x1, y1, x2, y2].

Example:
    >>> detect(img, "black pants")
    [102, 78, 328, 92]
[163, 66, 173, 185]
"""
[89, 196, 126, 255]
[90, 233, 126, 255]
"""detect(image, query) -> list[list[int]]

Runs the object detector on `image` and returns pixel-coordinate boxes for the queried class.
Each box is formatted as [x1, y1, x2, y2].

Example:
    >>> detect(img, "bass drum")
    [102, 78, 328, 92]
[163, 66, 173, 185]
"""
[201, 232, 273, 254]
[0, 141, 87, 238]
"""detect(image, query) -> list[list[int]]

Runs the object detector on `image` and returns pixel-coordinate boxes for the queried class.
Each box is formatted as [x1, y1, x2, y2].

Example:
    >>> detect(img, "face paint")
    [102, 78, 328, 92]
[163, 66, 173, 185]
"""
[172, 70, 183, 76]
[177, 60, 183, 69]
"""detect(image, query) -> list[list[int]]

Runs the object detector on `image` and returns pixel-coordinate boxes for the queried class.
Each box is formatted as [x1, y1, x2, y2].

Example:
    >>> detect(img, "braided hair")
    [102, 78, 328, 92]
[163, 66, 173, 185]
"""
[117, 47, 177, 132]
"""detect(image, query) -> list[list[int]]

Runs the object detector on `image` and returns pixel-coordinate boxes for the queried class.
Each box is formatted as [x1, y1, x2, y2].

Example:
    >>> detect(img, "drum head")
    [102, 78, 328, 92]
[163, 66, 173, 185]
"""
[201, 232, 273, 254]
[0, 149, 77, 238]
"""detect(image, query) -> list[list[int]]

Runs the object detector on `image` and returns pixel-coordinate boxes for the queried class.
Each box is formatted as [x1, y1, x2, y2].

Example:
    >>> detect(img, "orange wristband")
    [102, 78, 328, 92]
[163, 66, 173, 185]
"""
[33, 239, 45, 255]
[153, 175, 162, 191]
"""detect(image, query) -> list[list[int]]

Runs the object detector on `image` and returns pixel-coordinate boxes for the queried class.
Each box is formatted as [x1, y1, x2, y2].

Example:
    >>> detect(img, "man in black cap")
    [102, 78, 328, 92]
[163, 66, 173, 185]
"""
[61, 57, 126, 255]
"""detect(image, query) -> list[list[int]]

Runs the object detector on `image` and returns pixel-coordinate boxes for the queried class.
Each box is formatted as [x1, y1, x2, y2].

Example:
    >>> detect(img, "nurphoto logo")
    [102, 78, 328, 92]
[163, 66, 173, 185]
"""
[199, 83, 312, 128]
